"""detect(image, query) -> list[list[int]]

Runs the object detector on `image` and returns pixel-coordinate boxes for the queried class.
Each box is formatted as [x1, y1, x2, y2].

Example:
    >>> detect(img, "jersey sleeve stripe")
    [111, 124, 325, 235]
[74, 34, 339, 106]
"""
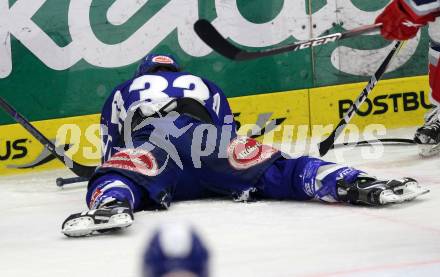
[403, 0, 440, 16]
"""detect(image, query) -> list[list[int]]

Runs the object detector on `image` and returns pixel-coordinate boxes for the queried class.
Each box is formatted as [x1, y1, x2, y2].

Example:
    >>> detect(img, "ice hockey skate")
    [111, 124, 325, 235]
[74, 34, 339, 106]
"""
[337, 174, 430, 205]
[414, 108, 440, 157]
[61, 199, 134, 237]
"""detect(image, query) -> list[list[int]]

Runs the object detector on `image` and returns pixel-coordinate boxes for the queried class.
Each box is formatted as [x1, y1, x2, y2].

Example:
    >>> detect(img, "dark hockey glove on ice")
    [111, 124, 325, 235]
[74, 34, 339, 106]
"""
[61, 199, 134, 237]
[336, 174, 429, 205]
[414, 121, 440, 145]
[232, 187, 258, 202]
[414, 108, 440, 156]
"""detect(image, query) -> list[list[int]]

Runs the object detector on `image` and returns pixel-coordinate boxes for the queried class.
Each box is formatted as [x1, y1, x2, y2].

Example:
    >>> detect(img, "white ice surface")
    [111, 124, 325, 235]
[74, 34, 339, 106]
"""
[0, 128, 439, 277]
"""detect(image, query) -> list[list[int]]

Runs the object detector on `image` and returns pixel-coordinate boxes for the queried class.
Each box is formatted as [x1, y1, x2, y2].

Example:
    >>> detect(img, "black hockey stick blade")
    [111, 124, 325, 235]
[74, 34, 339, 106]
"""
[0, 96, 96, 178]
[318, 41, 404, 157]
[319, 125, 340, 156]
[194, 19, 382, 61]
[194, 19, 242, 60]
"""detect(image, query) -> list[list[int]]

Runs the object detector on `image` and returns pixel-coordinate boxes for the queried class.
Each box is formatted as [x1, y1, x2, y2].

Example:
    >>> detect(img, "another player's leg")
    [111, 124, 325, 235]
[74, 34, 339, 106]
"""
[61, 173, 138, 237]
[256, 156, 429, 205]
[415, 20, 440, 156]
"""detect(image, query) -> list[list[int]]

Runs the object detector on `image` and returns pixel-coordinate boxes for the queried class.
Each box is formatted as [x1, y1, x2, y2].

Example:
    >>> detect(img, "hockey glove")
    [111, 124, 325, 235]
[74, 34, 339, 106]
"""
[375, 0, 438, 40]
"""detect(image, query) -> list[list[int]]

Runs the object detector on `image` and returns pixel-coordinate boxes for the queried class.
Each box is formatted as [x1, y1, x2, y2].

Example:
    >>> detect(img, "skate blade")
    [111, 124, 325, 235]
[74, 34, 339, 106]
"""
[380, 182, 430, 204]
[62, 213, 133, 237]
[419, 143, 440, 157]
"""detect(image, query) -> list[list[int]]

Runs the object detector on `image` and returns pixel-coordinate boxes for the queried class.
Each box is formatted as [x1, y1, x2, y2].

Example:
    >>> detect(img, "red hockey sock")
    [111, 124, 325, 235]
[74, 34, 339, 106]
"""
[429, 44, 440, 105]
[429, 57, 440, 105]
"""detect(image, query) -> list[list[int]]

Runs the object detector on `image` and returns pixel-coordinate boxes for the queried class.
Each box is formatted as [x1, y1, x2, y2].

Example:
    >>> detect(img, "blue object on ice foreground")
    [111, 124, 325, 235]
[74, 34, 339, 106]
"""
[143, 223, 209, 277]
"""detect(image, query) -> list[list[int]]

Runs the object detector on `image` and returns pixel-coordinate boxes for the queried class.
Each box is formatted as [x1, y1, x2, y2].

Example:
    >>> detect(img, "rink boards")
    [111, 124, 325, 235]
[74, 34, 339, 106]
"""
[0, 75, 432, 175]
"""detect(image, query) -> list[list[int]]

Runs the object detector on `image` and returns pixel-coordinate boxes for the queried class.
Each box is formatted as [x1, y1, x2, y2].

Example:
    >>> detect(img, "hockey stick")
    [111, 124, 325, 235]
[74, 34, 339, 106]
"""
[0, 96, 96, 178]
[318, 41, 405, 157]
[333, 138, 415, 149]
[194, 19, 382, 61]
[56, 176, 89, 187]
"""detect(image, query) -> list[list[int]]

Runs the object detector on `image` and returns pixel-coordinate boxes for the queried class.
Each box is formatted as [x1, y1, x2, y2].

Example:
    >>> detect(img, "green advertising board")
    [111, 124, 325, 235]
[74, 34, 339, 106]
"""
[0, 0, 430, 125]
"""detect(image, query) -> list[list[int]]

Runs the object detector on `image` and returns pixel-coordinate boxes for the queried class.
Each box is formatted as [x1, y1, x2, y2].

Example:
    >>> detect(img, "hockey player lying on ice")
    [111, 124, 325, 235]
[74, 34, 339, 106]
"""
[61, 54, 429, 237]
[376, 0, 440, 156]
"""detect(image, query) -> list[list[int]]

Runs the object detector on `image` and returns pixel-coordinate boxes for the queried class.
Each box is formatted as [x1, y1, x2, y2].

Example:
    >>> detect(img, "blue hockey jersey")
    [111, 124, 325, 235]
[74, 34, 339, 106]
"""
[100, 71, 234, 162]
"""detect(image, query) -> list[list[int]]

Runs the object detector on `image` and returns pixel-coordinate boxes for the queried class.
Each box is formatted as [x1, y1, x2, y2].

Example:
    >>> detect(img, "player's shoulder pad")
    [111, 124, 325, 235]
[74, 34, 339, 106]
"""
[173, 71, 220, 91]
[201, 77, 224, 95]
[176, 71, 202, 78]
[113, 78, 136, 95]
[102, 78, 136, 110]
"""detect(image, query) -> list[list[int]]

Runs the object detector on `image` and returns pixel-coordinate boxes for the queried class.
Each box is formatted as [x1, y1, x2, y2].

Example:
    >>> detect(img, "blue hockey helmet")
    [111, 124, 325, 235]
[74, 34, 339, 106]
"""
[135, 53, 181, 77]
[143, 223, 209, 277]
